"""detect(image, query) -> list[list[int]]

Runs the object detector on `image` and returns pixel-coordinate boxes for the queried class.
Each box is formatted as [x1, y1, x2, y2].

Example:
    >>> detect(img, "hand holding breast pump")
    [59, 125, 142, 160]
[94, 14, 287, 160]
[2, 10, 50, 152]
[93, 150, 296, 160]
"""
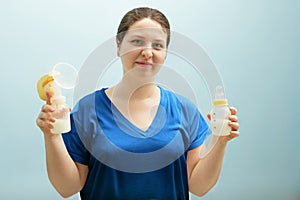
[37, 63, 78, 134]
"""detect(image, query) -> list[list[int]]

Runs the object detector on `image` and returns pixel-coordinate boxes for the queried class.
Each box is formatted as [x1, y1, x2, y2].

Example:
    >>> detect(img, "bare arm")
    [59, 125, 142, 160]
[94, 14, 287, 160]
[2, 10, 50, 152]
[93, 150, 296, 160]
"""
[187, 107, 240, 196]
[187, 138, 227, 196]
[36, 93, 89, 197]
[44, 133, 88, 197]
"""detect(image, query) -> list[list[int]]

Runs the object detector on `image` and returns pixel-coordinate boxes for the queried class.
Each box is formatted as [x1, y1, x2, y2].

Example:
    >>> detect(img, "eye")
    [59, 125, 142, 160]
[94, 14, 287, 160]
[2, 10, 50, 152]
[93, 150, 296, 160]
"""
[131, 39, 144, 46]
[153, 43, 164, 50]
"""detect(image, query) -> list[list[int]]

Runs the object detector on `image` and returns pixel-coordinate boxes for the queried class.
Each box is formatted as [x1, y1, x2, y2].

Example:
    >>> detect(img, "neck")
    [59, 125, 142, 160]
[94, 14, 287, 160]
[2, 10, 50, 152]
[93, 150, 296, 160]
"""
[112, 81, 158, 101]
[112, 68, 158, 99]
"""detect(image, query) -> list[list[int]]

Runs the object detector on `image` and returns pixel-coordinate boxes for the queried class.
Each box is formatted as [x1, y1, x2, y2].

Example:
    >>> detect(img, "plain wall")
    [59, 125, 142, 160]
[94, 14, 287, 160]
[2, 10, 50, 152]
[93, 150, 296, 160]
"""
[0, 0, 299, 199]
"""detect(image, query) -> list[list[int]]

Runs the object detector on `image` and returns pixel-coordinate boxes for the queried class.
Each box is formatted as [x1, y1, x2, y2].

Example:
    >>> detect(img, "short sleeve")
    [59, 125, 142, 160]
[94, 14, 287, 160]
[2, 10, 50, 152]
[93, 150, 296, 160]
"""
[176, 94, 211, 151]
[62, 114, 90, 165]
[187, 111, 211, 150]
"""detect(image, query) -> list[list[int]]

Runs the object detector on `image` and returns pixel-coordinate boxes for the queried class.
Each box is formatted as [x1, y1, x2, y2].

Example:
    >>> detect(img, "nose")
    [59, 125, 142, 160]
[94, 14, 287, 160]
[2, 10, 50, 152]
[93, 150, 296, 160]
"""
[141, 47, 153, 59]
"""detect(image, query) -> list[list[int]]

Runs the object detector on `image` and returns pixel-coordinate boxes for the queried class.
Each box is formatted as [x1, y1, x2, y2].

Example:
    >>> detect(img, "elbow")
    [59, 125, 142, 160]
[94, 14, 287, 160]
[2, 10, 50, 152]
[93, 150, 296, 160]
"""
[190, 188, 211, 197]
[57, 189, 78, 198]
[60, 192, 72, 199]
[48, 177, 82, 198]
[52, 183, 80, 198]
[189, 180, 217, 197]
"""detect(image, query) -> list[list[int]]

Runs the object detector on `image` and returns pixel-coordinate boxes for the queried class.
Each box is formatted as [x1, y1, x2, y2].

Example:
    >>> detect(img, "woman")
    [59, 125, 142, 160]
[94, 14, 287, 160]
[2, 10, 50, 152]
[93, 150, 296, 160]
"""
[36, 7, 240, 199]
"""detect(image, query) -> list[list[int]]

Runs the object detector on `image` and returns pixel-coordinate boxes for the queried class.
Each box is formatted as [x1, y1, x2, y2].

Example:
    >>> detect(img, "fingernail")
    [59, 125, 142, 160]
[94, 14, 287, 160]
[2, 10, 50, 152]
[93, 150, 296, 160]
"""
[49, 106, 55, 112]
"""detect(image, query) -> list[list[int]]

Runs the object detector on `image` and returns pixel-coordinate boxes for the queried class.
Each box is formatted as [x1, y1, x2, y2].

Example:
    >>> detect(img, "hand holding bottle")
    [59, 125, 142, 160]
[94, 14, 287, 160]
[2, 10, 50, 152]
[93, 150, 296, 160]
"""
[208, 86, 240, 141]
[207, 106, 239, 142]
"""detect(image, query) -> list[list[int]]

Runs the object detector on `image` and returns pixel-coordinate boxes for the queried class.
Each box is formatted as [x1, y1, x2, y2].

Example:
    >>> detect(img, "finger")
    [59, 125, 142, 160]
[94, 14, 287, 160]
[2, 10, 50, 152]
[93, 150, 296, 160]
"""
[230, 131, 240, 136]
[228, 122, 240, 131]
[46, 90, 54, 105]
[36, 118, 54, 130]
[38, 112, 56, 122]
[228, 115, 238, 122]
[229, 107, 237, 115]
[41, 104, 55, 112]
[38, 112, 49, 120]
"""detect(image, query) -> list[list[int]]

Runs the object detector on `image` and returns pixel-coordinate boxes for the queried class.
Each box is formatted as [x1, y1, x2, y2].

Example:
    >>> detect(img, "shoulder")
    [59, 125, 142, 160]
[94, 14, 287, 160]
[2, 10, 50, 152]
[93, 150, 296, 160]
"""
[70, 89, 107, 134]
[76, 89, 104, 105]
[72, 89, 105, 114]
[160, 86, 198, 114]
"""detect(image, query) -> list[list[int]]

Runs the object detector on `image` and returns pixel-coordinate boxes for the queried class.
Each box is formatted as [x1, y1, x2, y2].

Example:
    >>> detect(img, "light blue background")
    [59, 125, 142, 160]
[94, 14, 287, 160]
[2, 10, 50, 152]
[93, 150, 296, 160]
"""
[1, 0, 299, 200]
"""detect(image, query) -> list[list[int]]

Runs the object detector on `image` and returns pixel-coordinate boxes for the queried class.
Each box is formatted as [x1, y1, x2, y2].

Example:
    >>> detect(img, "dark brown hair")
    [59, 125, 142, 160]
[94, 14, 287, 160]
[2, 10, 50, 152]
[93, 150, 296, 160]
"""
[116, 7, 171, 46]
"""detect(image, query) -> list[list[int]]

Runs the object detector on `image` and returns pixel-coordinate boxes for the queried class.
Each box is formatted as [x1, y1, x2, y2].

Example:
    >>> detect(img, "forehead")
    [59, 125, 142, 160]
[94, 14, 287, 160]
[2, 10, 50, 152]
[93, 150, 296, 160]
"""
[129, 18, 163, 30]
[125, 18, 167, 40]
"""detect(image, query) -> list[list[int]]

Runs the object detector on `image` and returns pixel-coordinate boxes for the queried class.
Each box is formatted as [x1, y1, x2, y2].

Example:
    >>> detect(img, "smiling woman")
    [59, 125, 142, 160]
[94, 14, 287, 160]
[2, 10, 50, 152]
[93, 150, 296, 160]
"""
[36, 6, 240, 200]
[118, 23, 167, 79]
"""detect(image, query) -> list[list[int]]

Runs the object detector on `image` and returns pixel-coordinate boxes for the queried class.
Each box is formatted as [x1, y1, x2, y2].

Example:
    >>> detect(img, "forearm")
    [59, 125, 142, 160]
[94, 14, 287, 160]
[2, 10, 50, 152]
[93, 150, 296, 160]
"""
[189, 139, 227, 196]
[44, 134, 82, 197]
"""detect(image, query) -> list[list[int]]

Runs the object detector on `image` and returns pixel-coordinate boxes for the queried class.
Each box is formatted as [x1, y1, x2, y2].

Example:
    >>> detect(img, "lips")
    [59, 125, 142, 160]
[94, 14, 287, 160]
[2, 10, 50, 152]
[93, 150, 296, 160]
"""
[135, 61, 153, 67]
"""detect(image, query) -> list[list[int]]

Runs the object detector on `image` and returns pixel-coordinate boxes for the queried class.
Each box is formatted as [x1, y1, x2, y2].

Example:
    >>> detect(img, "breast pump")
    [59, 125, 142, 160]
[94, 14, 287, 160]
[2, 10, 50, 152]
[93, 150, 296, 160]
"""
[37, 63, 78, 134]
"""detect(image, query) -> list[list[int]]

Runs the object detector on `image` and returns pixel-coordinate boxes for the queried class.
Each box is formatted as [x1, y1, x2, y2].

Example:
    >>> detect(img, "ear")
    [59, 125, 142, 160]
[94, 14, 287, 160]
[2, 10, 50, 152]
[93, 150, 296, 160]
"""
[117, 47, 120, 57]
[116, 38, 121, 57]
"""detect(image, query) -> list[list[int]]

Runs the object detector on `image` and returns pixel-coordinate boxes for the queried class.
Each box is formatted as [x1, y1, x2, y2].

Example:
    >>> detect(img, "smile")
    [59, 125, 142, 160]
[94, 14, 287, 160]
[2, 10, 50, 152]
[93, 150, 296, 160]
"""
[135, 61, 153, 67]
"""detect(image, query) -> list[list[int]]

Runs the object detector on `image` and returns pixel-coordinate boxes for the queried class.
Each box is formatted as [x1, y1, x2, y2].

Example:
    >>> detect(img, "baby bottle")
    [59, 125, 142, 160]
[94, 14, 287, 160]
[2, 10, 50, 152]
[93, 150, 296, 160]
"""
[210, 85, 231, 136]
[37, 74, 71, 134]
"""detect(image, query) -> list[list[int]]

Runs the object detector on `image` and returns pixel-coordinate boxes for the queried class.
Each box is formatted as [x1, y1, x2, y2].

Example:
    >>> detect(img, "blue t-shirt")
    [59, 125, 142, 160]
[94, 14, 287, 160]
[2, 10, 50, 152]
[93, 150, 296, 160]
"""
[63, 87, 210, 200]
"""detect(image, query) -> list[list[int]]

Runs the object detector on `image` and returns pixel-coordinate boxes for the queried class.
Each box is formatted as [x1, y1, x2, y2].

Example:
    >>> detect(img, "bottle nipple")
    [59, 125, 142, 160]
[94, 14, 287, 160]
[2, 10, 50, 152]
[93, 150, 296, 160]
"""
[213, 85, 228, 106]
[215, 85, 225, 100]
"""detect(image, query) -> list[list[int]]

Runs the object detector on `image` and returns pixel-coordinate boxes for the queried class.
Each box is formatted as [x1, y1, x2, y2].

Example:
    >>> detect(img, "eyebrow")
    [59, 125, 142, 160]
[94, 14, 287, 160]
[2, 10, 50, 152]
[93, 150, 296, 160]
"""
[129, 35, 166, 43]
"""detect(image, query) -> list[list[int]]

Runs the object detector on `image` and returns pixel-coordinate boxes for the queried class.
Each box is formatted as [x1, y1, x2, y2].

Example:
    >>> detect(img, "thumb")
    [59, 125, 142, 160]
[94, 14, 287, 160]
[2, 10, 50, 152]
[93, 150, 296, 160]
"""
[46, 88, 54, 105]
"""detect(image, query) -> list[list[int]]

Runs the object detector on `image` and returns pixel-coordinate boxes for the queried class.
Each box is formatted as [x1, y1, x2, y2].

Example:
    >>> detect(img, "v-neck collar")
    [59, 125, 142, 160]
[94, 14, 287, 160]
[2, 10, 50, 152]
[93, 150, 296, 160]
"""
[100, 86, 165, 137]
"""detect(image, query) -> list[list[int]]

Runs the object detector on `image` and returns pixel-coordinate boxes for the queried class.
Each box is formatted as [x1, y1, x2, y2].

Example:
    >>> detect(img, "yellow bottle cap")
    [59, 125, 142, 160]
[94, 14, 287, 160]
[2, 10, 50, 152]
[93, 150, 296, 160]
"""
[213, 99, 228, 106]
[37, 74, 54, 101]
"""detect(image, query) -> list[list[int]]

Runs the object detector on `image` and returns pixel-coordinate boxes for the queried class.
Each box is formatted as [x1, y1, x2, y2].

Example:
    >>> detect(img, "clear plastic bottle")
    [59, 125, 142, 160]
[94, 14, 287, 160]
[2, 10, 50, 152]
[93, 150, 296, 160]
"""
[210, 86, 231, 136]
[44, 79, 71, 134]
